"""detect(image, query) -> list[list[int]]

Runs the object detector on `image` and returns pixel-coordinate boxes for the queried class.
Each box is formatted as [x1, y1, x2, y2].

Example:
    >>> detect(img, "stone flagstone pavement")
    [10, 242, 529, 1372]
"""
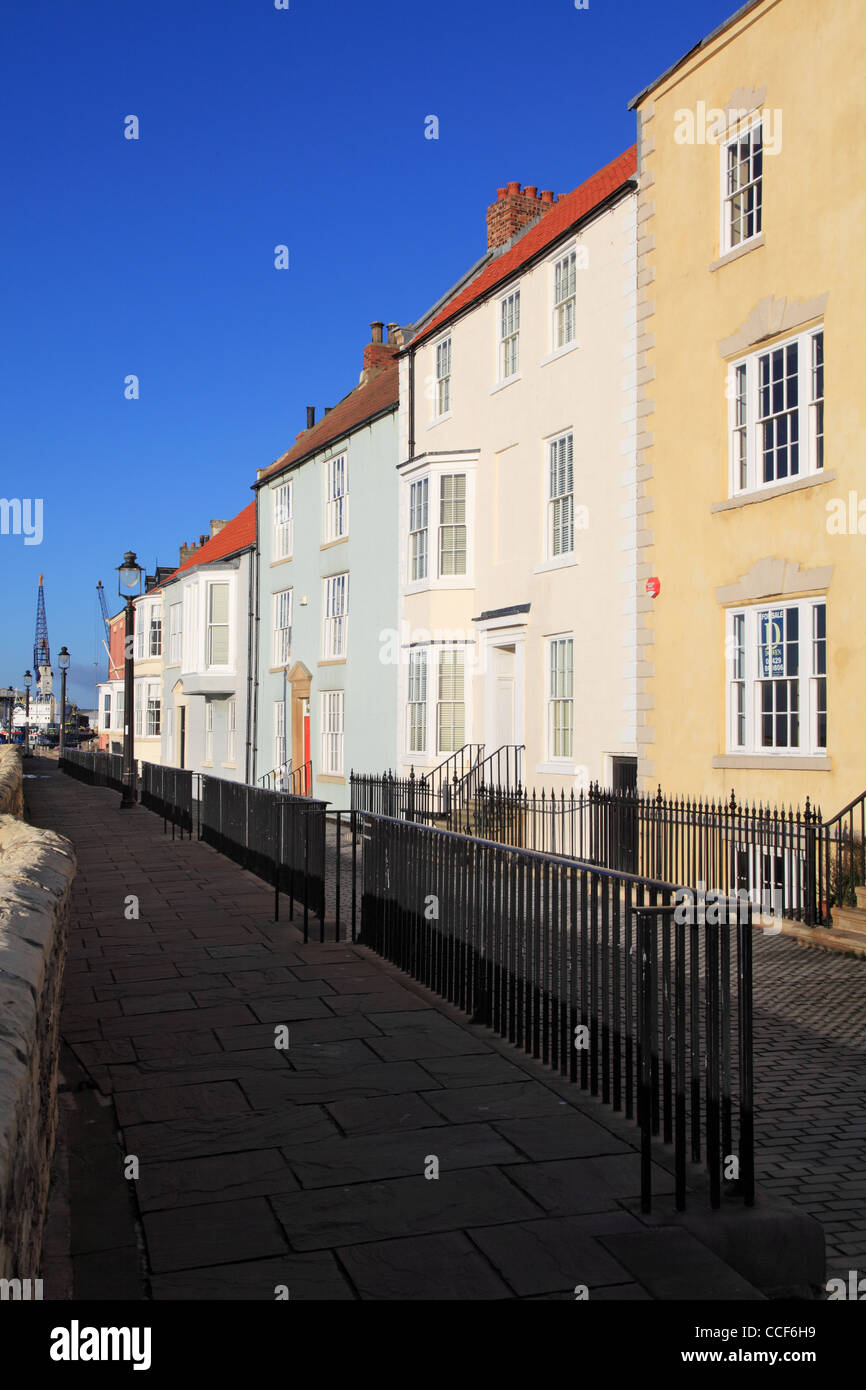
[23, 762, 851, 1300]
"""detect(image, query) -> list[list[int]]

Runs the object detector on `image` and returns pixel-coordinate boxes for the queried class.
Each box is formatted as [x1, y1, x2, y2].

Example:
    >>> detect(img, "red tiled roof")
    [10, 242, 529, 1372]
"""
[257, 359, 399, 487]
[149, 501, 257, 594]
[413, 147, 637, 347]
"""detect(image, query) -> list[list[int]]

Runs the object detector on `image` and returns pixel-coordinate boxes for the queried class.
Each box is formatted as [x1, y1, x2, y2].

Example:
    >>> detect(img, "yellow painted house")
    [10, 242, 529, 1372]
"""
[630, 0, 866, 816]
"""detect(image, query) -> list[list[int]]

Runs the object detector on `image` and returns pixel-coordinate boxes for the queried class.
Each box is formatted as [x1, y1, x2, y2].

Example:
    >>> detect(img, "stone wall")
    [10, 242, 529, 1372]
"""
[0, 777, 75, 1280]
[0, 746, 24, 818]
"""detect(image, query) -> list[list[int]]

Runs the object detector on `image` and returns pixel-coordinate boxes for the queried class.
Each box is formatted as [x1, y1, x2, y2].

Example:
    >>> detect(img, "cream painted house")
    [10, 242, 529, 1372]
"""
[396, 152, 640, 792]
[630, 0, 866, 812]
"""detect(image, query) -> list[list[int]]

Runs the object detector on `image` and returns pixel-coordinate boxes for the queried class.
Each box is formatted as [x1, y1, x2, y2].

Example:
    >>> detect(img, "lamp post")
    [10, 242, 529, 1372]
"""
[23, 670, 31, 754]
[117, 552, 143, 809]
[58, 647, 70, 755]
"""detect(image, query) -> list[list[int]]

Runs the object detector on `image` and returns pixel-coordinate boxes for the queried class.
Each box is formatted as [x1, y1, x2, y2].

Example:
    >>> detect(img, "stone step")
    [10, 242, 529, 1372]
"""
[855, 885, 866, 911]
[830, 904, 866, 938]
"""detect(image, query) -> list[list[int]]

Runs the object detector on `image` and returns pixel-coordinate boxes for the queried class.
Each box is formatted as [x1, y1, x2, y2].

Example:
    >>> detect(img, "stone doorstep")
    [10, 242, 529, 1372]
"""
[778, 919, 866, 960]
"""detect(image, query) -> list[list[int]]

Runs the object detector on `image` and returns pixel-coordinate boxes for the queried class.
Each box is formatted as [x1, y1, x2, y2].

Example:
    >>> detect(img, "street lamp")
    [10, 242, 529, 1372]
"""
[58, 647, 70, 756]
[23, 670, 31, 754]
[117, 551, 143, 809]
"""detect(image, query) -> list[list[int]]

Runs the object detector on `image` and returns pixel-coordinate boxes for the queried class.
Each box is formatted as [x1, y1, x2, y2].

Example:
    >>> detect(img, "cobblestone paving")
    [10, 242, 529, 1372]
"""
[750, 933, 866, 1279]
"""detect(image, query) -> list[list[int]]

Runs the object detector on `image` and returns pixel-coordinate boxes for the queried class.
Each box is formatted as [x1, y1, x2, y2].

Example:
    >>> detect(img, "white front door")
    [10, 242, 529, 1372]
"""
[490, 645, 518, 785]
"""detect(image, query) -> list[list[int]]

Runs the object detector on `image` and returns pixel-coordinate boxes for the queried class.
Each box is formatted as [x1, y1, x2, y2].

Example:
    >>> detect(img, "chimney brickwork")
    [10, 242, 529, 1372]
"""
[486, 182, 557, 250]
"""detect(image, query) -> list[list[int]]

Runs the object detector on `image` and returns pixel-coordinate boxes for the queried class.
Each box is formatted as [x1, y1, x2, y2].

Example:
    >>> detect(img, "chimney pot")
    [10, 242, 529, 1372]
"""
[524, 185, 537, 199]
[506, 181, 521, 195]
[306, 405, 316, 429]
[370, 321, 384, 344]
[541, 189, 554, 203]
[496, 187, 507, 201]
[324, 406, 332, 415]
[386, 322, 399, 344]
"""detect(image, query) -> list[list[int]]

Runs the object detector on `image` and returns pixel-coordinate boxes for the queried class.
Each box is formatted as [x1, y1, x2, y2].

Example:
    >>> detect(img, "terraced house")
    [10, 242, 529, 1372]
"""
[157, 507, 257, 780]
[395, 151, 641, 795]
[253, 327, 400, 808]
[629, 0, 866, 811]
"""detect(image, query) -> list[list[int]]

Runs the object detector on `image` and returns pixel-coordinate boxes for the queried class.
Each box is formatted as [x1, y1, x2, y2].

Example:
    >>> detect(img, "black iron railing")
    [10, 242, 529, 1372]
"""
[199, 775, 327, 933]
[140, 761, 196, 837]
[358, 811, 755, 1214]
[59, 748, 125, 793]
[817, 789, 866, 927]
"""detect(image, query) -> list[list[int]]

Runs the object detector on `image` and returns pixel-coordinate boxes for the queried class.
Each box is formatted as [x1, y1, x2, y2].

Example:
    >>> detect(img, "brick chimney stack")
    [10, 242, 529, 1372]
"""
[486, 182, 557, 251]
[179, 539, 198, 565]
[363, 320, 399, 373]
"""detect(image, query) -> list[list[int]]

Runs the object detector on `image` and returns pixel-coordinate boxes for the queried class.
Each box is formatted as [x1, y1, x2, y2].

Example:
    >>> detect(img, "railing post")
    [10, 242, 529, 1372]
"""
[635, 905, 654, 1214]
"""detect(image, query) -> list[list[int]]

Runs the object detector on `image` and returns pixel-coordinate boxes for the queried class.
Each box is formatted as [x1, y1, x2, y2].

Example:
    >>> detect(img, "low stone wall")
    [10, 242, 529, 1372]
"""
[0, 746, 23, 818]
[0, 813, 75, 1281]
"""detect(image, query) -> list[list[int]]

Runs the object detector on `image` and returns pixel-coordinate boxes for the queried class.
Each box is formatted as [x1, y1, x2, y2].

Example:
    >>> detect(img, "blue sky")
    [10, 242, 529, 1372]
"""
[0, 0, 736, 707]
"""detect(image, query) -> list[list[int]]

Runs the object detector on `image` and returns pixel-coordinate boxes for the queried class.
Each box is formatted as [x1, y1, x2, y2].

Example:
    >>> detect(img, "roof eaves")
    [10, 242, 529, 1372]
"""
[411, 173, 637, 350]
[628, 0, 764, 109]
[254, 393, 398, 489]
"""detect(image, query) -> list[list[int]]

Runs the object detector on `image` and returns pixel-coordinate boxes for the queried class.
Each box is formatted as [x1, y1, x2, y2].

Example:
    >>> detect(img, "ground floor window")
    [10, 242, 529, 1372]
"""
[321, 690, 344, 775]
[547, 635, 573, 760]
[226, 698, 236, 761]
[727, 598, 826, 755]
[274, 699, 286, 770]
[436, 649, 465, 754]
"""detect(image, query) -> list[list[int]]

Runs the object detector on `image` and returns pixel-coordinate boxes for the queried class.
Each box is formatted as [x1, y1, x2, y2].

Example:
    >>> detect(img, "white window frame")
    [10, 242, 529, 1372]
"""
[409, 477, 429, 583]
[552, 248, 577, 350]
[273, 588, 293, 667]
[407, 649, 428, 755]
[434, 336, 451, 418]
[547, 635, 574, 762]
[103, 692, 111, 730]
[547, 432, 575, 559]
[274, 699, 286, 770]
[498, 287, 520, 382]
[721, 117, 763, 254]
[226, 698, 236, 762]
[438, 473, 467, 578]
[148, 611, 162, 658]
[725, 598, 827, 757]
[324, 454, 348, 542]
[321, 690, 345, 776]
[323, 573, 349, 660]
[728, 327, 824, 498]
[168, 602, 182, 665]
[145, 682, 161, 738]
[134, 681, 143, 737]
[166, 705, 174, 761]
[204, 701, 213, 761]
[206, 582, 230, 668]
[436, 647, 466, 755]
[273, 480, 294, 561]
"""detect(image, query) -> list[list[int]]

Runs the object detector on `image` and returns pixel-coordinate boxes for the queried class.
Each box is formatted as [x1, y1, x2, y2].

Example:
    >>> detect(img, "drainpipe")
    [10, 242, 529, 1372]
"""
[408, 344, 415, 462]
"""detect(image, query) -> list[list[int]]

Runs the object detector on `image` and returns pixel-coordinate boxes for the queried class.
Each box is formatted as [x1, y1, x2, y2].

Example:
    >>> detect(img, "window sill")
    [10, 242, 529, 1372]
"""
[318, 658, 347, 667]
[709, 232, 765, 272]
[321, 536, 348, 551]
[489, 374, 521, 396]
[713, 754, 831, 770]
[269, 556, 294, 568]
[405, 578, 474, 595]
[713, 470, 835, 512]
[539, 341, 580, 368]
[318, 773, 346, 784]
[200, 760, 214, 768]
[536, 761, 586, 777]
[427, 412, 452, 430]
[533, 554, 577, 575]
[221, 762, 237, 770]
